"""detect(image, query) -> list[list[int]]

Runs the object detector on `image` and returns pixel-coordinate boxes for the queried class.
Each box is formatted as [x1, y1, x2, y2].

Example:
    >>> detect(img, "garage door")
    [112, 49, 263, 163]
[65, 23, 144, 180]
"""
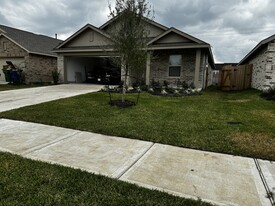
[0, 58, 25, 81]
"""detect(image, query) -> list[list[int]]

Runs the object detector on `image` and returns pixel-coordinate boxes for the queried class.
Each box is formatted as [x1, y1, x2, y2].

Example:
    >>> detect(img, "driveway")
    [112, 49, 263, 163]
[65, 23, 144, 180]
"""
[0, 84, 103, 112]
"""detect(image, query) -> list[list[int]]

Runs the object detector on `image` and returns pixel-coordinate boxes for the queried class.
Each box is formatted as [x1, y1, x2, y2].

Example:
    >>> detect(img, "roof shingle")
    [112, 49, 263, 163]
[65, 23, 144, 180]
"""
[0, 24, 63, 57]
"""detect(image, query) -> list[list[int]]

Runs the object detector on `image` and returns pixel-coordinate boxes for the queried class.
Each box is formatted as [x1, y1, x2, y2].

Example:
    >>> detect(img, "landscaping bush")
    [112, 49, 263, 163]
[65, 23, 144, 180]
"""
[260, 86, 275, 101]
[52, 69, 60, 85]
[149, 79, 202, 97]
[101, 79, 202, 97]
[132, 80, 148, 92]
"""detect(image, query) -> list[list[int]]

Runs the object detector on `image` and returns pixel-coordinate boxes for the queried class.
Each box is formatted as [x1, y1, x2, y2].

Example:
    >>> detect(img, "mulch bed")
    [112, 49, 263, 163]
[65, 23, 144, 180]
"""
[109, 100, 136, 108]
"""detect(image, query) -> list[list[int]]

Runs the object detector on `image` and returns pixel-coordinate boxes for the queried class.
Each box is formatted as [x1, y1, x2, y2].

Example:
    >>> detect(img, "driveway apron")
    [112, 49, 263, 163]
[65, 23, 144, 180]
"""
[0, 84, 102, 112]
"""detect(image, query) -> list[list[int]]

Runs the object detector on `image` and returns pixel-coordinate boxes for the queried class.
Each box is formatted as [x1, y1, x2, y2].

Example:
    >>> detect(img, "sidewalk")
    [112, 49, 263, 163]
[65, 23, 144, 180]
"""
[0, 118, 274, 206]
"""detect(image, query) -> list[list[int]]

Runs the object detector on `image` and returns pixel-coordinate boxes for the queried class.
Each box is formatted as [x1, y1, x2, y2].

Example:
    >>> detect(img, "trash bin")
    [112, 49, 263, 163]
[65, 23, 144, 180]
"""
[2, 68, 12, 83]
[11, 70, 20, 84]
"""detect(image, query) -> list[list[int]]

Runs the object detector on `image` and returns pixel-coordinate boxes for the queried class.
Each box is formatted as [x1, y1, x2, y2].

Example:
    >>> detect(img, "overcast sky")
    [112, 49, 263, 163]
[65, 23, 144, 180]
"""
[0, 0, 275, 63]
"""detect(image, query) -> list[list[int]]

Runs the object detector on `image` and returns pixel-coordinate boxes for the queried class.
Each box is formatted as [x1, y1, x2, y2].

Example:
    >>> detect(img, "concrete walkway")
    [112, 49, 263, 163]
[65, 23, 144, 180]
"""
[0, 84, 103, 112]
[0, 119, 274, 206]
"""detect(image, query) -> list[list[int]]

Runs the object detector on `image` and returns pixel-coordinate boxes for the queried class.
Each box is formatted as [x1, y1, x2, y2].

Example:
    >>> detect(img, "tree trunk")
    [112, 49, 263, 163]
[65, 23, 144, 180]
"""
[122, 66, 128, 103]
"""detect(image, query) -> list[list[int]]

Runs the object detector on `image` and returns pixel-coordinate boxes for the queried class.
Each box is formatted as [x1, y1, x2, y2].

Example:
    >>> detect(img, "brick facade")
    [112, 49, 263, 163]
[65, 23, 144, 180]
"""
[57, 55, 65, 83]
[0, 36, 28, 58]
[150, 49, 208, 88]
[248, 40, 275, 90]
[26, 54, 57, 83]
[0, 36, 58, 83]
[151, 49, 196, 86]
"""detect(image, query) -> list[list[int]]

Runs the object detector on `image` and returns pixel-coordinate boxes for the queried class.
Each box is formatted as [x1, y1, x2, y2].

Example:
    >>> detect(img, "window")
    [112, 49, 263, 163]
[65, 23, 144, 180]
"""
[89, 31, 94, 42]
[3, 42, 7, 50]
[169, 55, 182, 77]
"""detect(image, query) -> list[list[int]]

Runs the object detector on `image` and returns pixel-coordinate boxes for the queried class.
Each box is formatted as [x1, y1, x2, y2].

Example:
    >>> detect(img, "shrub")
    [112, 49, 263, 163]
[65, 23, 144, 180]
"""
[260, 86, 275, 101]
[176, 79, 189, 90]
[150, 79, 162, 93]
[132, 80, 147, 91]
[52, 69, 60, 85]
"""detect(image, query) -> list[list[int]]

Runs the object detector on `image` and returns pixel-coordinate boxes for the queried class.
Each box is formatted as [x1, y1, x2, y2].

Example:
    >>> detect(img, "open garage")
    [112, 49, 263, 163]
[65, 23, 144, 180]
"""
[65, 56, 121, 85]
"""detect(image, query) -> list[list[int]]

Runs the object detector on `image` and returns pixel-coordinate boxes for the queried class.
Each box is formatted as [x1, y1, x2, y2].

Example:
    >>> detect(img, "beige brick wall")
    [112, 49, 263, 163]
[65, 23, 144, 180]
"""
[248, 47, 267, 90]
[150, 49, 207, 88]
[0, 36, 28, 58]
[150, 49, 196, 86]
[265, 41, 275, 88]
[25, 54, 57, 83]
[57, 55, 65, 83]
[248, 41, 275, 90]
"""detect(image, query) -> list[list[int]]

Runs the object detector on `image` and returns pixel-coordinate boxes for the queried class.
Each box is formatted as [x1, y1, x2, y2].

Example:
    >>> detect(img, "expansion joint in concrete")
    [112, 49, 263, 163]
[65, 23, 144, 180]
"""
[254, 158, 275, 206]
[22, 131, 81, 156]
[117, 143, 155, 179]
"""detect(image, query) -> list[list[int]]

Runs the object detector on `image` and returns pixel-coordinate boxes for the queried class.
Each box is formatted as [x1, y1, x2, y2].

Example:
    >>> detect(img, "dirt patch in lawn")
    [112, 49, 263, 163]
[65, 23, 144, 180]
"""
[251, 110, 275, 118]
[231, 132, 275, 160]
[226, 99, 251, 103]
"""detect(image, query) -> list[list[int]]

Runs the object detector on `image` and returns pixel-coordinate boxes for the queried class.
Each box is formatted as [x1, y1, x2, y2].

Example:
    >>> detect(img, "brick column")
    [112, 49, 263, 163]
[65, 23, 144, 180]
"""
[57, 55, 65, 83]
[194, 49, 201, 88]
[146, 52, 151, 85]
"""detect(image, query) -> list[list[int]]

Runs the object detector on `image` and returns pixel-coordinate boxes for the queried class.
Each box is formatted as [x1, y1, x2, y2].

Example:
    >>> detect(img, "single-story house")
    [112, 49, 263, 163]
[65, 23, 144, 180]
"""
[54, 17, 215, 88]
[0, 25, 62, 83]
[239, 34, 275, 90]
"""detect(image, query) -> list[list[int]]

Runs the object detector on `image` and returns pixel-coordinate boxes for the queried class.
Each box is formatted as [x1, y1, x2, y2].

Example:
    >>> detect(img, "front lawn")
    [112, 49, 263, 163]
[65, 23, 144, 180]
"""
[0, 152, 209, 206]
[1, 88, 275, 160]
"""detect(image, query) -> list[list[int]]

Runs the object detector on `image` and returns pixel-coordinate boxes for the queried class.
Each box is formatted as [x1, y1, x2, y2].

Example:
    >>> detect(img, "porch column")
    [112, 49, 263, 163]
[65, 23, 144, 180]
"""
[57, 55, 66, 83]
[146, 52, 151, 85]
[194, 49, 201, 88]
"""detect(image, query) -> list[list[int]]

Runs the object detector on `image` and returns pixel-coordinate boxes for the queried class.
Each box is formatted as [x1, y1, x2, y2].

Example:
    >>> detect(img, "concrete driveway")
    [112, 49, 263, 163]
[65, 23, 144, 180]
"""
[0, 84, 103, 112]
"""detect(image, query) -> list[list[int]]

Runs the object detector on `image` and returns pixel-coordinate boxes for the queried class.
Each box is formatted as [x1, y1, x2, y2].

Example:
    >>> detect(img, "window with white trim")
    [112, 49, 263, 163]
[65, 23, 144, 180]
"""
[169, 55, 182, 77]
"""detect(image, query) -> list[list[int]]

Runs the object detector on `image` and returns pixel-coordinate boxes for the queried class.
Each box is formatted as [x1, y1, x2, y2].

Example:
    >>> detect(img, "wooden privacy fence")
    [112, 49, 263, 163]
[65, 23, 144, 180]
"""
[220, 64, 253, 91]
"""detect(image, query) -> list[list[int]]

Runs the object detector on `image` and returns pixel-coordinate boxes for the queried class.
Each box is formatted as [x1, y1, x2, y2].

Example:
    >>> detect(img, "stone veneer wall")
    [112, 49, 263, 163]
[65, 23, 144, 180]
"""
[248, 46, 268, 90]
[25, 54, 57, 83]
[265, 41, 275, 88]
[248, 40, 275, 90]
[151, 49, 196, 86]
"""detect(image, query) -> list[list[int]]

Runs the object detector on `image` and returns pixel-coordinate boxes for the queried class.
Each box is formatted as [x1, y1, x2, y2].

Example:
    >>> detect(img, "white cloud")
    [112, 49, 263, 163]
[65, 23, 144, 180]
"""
[0, 0, 274, 63]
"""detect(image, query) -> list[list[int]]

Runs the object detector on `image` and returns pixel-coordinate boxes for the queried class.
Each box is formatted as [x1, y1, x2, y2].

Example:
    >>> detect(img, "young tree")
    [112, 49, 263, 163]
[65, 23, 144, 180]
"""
[108, 0, 153, 103]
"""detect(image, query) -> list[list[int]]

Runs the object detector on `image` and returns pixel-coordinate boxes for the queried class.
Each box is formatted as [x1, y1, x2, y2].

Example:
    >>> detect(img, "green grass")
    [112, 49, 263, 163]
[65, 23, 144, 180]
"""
[1, 88, 275, 160]
[0, 152, 211, 206]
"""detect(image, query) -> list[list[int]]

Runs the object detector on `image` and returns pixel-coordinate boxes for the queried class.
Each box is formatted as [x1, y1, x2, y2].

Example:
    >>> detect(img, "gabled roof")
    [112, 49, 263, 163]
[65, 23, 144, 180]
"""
[100, 15, 168, 31]
[147, 27, 207, 46]
[55, 24, 112, 50]
[0, 24, 62, 57]
[239, 34, 275, 65]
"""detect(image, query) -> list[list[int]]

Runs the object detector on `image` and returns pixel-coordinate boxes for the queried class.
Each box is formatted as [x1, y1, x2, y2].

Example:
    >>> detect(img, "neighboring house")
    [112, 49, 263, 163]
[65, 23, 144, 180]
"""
[54, 17, 215, 88]
[0, 25, 62, 83]
[239, 34, 275, 90]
